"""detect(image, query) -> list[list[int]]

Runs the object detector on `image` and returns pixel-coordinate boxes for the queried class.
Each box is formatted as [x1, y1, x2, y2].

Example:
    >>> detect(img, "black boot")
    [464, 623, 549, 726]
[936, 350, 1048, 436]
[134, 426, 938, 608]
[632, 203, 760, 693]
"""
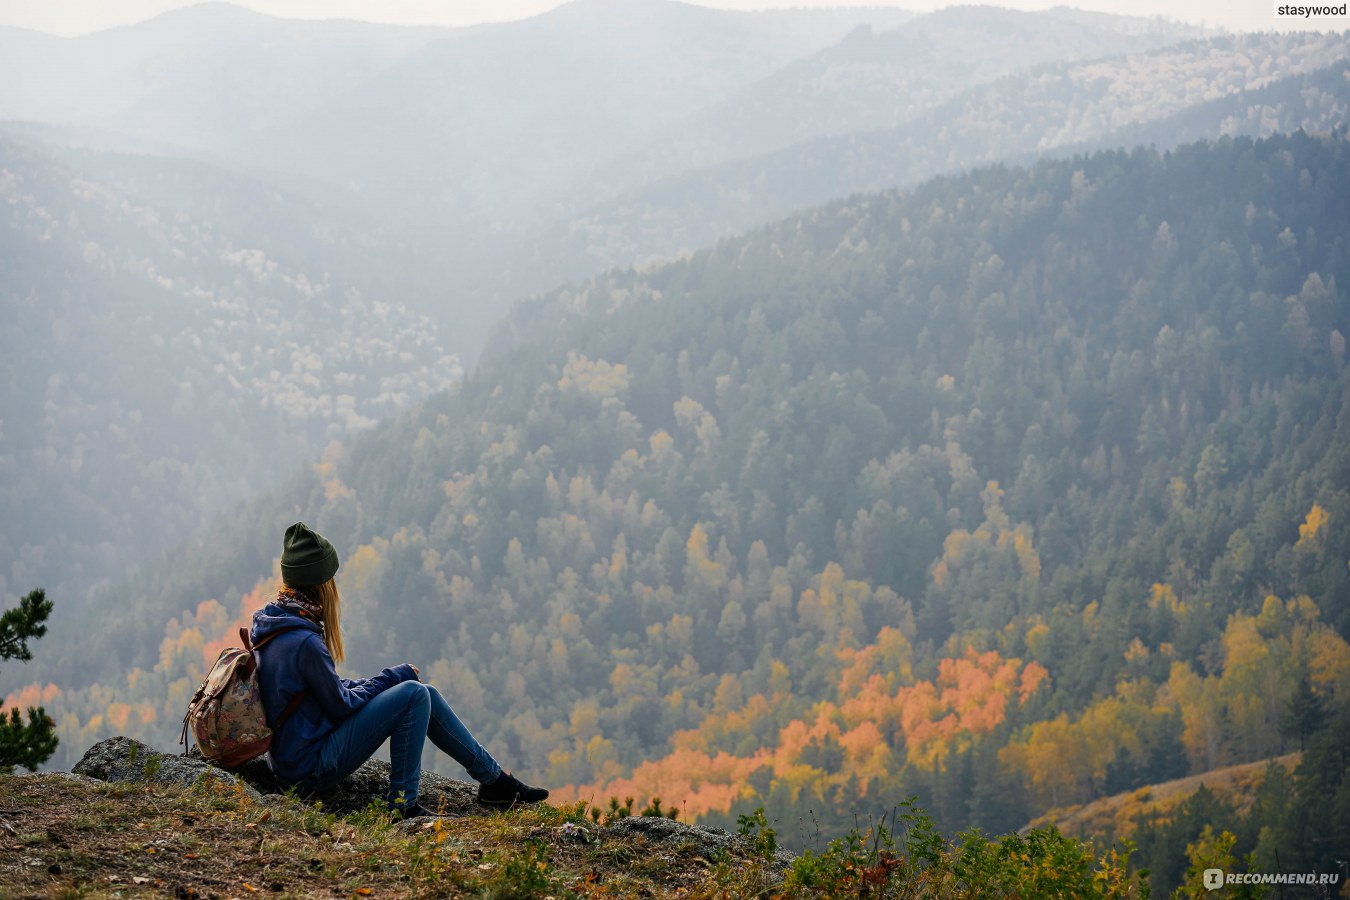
[477, 772, 549, 808]
[388, 798, 435, 820]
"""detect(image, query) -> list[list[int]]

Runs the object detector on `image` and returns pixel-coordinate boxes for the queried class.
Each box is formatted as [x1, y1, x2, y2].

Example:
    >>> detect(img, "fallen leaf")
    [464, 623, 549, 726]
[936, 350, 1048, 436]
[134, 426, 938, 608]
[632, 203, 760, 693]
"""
[257, 811, 272, 824]
[133, 877, 151, 885]
[242, 883, 258, 892]
[355, 889, 373, 896]
[183, 853, 199, 859]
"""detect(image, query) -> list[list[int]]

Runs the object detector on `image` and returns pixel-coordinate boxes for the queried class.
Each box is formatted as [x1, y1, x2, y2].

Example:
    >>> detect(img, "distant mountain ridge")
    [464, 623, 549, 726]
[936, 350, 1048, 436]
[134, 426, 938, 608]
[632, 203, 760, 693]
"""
[2, 7, 1348, 890]
[488, 32, 1350, 349]
[595, 4, 1200, 192]
[27, 135, 1348, 872]
[0, 3, 1229, 609]
[0, 1, 1212, 366]
[0, 135, 461, 612]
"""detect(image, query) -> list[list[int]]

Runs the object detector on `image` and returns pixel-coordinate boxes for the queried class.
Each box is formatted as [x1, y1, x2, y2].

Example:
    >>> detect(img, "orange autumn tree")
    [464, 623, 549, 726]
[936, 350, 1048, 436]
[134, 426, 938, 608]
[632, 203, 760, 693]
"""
[896, 647, 1048, 770]
[33, 580, 278, 767]
[558, 631, 1048, 822]
[3, 681, 60, 712]
[198, 582, 273, 668]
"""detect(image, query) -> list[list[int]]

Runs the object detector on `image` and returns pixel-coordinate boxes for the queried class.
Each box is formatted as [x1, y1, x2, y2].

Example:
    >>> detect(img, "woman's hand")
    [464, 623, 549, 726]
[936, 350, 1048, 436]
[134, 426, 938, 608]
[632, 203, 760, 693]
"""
[409, 664, 420, 679]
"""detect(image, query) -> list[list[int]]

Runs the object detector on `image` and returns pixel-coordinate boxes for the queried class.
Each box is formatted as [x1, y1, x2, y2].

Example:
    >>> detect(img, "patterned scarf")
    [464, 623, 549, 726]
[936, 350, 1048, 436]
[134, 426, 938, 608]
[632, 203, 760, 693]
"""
[276, 585, 324, 626]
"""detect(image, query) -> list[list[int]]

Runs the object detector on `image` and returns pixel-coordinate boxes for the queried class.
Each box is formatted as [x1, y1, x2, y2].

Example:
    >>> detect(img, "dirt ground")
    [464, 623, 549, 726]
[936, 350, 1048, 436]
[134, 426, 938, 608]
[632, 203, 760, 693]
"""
[0, 773, 775, 899]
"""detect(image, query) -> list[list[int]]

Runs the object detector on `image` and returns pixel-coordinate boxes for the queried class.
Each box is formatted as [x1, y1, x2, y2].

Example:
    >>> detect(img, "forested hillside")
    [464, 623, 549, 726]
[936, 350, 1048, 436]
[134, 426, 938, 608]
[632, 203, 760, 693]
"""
[0, 3, 1198, 356]
[21, 134, 1349, 892]
[591, 5, 1192, 193]
[505, 32, 1350, 291]
[2, 2, 1256, 692]
[0, 1, 1252, 717]
[0, 137, 461, 611]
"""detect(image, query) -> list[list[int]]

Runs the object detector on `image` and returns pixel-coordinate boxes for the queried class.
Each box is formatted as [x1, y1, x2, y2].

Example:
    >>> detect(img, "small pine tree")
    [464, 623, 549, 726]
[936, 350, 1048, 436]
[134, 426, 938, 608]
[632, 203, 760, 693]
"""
[0, 588, 58, 773]
[1279, 676, 1326, 752]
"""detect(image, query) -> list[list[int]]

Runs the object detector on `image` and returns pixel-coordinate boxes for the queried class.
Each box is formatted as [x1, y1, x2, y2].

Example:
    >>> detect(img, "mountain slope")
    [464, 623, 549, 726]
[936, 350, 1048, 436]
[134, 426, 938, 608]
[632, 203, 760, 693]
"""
[1029, 752, 1300, 841]
[26, 136, 1350, 865]
[591, 5, 1200, 197]
[0, 135, 461, 613]
[0, 3, 451, 140]
[498, 32, 1350, 298]
[0, 1, 1212, 364]
[240, 0, 917, 227]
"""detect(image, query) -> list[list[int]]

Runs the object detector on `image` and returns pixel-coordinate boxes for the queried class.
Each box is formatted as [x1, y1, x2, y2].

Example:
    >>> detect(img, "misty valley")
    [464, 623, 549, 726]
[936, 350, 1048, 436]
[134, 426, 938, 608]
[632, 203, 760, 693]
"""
[1, 2, 1349, 896]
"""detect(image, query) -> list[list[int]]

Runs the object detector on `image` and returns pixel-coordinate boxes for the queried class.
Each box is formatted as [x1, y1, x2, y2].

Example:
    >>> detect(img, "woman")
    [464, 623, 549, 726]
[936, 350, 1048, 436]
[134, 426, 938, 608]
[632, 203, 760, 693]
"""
[252, 521, 548, 818]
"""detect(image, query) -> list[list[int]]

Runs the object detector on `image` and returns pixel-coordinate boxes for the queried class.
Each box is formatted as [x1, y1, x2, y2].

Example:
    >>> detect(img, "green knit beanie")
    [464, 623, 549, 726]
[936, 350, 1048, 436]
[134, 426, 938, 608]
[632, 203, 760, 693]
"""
[281, 522, 340, 587]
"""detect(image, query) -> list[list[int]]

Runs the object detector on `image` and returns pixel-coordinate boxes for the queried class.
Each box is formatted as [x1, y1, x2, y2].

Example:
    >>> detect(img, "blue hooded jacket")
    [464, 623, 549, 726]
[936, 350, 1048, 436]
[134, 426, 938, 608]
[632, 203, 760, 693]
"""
[251, 602, 417, 785]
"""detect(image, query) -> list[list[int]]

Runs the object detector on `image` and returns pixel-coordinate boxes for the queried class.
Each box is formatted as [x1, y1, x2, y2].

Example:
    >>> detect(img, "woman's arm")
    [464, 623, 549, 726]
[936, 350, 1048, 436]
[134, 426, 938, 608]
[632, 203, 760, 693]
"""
[296, 633, 418, 721]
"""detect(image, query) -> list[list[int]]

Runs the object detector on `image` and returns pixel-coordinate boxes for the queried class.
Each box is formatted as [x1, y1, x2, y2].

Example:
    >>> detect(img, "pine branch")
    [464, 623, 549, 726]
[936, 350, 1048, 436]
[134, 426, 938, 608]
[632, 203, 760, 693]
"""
[0, 589, 52, 663]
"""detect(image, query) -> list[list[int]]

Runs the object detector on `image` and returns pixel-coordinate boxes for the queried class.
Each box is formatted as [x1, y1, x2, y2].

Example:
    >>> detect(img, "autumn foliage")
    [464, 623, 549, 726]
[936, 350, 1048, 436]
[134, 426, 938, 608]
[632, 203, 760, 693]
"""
[558, 634, 1048, 821]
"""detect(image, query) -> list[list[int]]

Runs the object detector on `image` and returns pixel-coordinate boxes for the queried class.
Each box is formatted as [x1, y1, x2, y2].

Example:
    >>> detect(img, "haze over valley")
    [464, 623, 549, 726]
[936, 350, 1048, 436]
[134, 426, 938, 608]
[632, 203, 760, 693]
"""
[2, 2, 1348, 893]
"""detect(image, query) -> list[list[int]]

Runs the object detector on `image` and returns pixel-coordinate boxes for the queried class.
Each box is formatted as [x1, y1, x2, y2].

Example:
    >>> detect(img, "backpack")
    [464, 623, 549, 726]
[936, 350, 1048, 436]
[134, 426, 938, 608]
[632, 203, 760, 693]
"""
[179, 626, 307, 768]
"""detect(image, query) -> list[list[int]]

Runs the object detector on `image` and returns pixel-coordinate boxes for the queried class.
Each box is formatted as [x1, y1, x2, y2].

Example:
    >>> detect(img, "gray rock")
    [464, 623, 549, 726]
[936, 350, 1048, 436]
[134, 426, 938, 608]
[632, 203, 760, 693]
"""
[78, 737, 479, 818]
[15, 771, 103, 787]
[298, 758, 479, 818]
[603, 815, 795, 873]
[73, 737, 260, 800]
[183, 745, 284, 793]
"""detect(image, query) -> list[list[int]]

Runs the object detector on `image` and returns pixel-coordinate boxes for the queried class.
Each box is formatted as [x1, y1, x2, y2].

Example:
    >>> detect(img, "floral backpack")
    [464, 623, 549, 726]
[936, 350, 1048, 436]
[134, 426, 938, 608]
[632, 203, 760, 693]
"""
[179, 626, 307, 768]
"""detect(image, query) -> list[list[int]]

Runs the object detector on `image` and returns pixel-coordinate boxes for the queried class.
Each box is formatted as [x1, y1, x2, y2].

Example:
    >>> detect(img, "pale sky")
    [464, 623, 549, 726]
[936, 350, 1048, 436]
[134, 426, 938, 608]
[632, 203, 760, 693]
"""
[0, 0, 1343, 37]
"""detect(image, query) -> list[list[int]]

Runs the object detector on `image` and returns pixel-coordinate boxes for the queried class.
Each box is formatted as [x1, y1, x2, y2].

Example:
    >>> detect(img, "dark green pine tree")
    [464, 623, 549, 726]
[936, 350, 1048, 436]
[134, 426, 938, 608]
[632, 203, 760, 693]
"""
[1279, 676, 1326, 753]
[0, 588, 58, 772]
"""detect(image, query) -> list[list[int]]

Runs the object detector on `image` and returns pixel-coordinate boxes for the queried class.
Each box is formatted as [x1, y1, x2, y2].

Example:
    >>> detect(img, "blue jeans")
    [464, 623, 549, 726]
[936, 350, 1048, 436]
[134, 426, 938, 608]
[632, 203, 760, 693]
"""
[298, 680, 502, 807]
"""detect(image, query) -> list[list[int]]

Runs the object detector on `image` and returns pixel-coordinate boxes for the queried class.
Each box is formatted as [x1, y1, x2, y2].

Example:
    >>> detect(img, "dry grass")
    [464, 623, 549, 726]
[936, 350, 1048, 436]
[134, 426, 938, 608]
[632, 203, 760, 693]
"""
[1028, 752, 1301, 842]
[0, 774, 772, 899]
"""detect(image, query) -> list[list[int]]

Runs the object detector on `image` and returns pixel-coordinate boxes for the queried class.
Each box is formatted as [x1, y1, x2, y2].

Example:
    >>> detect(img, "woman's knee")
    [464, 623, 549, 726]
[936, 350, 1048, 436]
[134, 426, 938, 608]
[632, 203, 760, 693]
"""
[387, 679, 430, 711]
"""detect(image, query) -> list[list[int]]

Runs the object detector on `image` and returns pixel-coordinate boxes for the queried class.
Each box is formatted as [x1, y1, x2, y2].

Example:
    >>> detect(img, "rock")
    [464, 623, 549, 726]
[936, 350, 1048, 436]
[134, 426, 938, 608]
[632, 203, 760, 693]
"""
[298, 759, 479, 818]
[187, 744, 477, 816]
[78, 737, 479, 818]
[556, 822, 596, 844]
[603, 815, 795, 873]
[73, 737, 260, 800]
[184, 746, 284, 793]
[15, 771, 103, 787]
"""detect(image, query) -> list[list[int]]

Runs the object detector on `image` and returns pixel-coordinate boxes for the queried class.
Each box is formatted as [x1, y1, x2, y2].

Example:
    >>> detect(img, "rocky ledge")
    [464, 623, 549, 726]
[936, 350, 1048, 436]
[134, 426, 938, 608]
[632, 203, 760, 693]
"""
[69, 736, 794, 872]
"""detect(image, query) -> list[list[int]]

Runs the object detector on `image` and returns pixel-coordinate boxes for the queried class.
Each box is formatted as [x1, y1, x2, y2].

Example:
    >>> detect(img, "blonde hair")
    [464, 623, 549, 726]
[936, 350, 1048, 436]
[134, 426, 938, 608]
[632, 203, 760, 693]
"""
[275, 577, 346, 663]
[310, 578, 346, 664]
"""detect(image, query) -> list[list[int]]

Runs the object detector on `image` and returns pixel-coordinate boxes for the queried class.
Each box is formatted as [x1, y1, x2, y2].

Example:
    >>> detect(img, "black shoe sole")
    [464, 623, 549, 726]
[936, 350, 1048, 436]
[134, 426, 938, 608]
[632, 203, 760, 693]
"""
[477, 794, 548, 808]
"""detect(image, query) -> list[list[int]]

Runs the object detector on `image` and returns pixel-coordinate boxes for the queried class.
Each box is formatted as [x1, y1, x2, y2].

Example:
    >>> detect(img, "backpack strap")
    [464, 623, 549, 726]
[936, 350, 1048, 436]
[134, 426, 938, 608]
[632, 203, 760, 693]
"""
[246, 626, 311, 730]
[275, 689, 308, 729]
[179, 625, 311, 754]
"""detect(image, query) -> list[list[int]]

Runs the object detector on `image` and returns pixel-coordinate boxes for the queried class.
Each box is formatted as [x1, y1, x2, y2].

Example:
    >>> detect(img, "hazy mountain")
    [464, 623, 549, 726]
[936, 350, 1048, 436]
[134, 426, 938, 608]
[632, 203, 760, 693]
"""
[240, 0, 918, 229]
[590, 5, 1203, 197]
[495, 32, 1350, 301]
[29, 135, 1348, 881]
[0, 0, 1198, 239]
[4, 4, 1349, 888]
[0, 1, 1212, 363]
[0, 135, 461, 610]
[0, 4, 453, 146]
